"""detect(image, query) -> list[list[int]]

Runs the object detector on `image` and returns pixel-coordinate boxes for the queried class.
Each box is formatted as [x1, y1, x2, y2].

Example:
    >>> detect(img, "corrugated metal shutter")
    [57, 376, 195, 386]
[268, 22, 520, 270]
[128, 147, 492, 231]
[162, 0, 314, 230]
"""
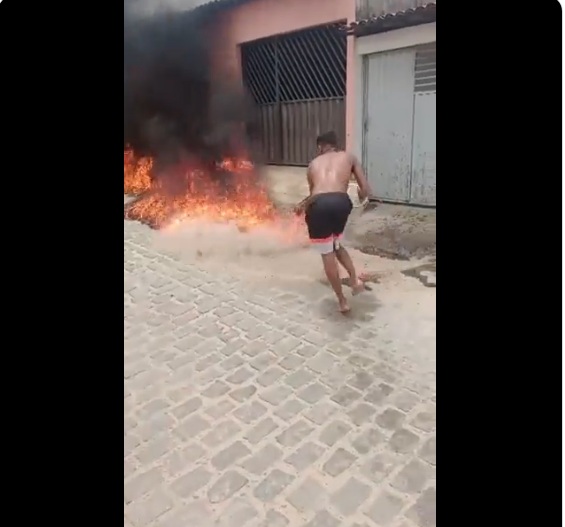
[414, 43, 436, 93]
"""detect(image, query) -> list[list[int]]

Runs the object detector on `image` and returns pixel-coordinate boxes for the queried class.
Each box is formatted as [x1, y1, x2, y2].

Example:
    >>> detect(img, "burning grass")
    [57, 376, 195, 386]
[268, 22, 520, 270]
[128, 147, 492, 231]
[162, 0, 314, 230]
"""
[124, 149, 286, 231]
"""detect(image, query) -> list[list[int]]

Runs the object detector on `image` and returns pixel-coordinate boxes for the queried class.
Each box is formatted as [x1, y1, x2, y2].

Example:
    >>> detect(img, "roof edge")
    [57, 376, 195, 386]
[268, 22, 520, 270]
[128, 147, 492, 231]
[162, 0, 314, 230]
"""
[345, 3, 436, 38]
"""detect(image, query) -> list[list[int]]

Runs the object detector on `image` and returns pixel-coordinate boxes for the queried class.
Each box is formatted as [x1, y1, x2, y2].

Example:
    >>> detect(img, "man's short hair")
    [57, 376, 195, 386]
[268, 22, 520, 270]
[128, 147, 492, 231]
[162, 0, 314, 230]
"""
[316, 131, 338, 148]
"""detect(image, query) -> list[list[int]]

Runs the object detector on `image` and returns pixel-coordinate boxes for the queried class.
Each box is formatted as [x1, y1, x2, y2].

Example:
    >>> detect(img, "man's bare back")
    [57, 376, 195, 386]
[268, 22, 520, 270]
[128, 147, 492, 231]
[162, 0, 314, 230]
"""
[307, 150, 371, 201]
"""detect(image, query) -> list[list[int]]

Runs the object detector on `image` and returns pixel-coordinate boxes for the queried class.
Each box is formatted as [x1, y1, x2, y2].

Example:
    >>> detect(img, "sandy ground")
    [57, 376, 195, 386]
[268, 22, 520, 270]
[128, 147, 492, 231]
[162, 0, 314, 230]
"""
[152, 219, 427, 286]
[151, 219, 435, 371]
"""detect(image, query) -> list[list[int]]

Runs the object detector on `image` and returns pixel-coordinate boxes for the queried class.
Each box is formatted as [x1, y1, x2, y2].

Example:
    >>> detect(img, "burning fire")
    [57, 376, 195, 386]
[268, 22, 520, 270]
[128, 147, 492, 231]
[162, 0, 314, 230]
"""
[124, 149, 280, 230]
[124, 148, 153, 195]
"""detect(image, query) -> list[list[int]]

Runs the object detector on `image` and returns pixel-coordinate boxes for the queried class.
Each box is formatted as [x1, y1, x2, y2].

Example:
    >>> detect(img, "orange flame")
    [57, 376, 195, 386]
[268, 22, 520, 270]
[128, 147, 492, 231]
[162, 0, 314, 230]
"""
[124, 149, 280, 230]
[124, 148, 153, 195]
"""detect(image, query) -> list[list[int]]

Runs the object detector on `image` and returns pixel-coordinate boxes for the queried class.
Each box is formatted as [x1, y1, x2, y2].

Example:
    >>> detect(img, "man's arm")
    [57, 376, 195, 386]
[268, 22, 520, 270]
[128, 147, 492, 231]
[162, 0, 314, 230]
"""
[294, 164, 315, 214]
[351, 154, 372, 200]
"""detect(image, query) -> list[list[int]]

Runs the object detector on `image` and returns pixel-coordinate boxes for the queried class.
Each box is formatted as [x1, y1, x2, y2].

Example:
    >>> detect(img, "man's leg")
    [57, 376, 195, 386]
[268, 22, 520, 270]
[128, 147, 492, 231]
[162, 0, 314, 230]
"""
[334, 242, 365, 295]
[331, 194, 365, 295]
[306, 196, 350, 313]
[320, 247, 350, 313]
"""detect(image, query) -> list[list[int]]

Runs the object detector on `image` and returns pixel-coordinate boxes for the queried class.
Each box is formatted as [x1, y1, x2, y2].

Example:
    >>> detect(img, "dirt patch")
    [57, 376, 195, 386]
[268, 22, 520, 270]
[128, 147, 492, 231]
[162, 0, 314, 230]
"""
[347, 204, 436, 261]
[401, 262, 436, 288]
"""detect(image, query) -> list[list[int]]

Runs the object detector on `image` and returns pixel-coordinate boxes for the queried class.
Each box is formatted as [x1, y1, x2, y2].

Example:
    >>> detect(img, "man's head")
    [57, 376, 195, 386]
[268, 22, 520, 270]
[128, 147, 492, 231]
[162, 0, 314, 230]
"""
[316, 131, 338, 155]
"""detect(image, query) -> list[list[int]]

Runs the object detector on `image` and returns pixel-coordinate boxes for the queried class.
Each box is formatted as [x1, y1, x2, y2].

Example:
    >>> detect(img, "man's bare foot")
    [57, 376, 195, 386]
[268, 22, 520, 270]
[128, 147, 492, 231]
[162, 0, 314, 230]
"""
[338, 297, 351, 314]
[351, 278, 367, 296]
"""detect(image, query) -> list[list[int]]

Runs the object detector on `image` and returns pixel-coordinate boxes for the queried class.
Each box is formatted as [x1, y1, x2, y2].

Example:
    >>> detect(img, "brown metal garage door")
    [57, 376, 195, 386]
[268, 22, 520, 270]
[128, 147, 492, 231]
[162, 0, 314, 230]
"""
[241, 23, 346, 166]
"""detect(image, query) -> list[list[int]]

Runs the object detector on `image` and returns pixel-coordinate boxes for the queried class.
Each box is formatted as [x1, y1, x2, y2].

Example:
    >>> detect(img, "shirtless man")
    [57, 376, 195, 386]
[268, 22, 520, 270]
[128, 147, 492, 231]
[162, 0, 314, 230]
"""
[295, 131, 373, 314]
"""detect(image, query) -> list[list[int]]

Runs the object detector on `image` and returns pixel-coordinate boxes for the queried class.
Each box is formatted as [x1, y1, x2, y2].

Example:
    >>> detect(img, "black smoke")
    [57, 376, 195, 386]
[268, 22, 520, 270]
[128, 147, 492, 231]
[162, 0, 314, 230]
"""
[124, 0, 260, 170]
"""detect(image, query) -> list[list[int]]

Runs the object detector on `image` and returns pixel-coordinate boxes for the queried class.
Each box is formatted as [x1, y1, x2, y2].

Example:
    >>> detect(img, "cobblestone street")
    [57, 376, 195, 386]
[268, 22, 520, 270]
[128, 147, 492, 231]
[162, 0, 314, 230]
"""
[124, 219, 436, 527]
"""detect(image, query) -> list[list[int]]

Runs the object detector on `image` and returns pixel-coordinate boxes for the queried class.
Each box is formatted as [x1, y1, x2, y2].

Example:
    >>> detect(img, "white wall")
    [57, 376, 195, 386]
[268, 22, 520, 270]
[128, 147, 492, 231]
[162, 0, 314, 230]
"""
[353, 22, 436, 161]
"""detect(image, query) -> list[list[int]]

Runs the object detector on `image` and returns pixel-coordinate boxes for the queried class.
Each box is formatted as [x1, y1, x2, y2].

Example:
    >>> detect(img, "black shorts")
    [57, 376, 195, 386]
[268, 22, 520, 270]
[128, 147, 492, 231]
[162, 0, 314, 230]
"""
[305, 192, 353, 253]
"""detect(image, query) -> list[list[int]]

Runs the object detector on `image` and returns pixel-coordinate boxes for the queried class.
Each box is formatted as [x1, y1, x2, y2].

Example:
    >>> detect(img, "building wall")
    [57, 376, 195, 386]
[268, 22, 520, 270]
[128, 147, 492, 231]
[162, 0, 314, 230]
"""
[207, 0, 357, 151]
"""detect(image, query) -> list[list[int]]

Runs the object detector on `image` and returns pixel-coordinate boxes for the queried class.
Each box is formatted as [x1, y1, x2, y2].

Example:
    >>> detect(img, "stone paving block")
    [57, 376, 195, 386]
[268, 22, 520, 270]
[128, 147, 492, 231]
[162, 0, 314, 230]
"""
[332, 477, 371, 516]
[323, 448, 357, 477]
[202, 419, 241, 448]
[376, 408, 406, 430]
[364, 383, 395, 404]
[135, 435, 174, 465]
[297, 383, 329, 404]
[259, 385, 292, 406]
[253, 469, 295, 502]
[274, 398, 305, 420]
[170, 466, 211, 498]
[406, 486, 436, 527]
[319, 420, 351, 446]
[205, 399, 235, 419]
[124, 468, 164, 503]
[174, 414, 210, 440]
[348, 371, 374, 391]
[202, 380, 230, 398]
[257, 367, 286, 387]
[273, 337, 302, 356]
[366, 490, 405, 526]
[245, 417, 278, 444]
[125, 490, 173, 526]
[284, 441, 325, 470]
[391, 459, 433, 493]
[287, 477, 326, 512]
[211, 441, 252, 470]
[257, 510, 289, 527]
[276, 420, 314, 447]
[229, 385, 257, 402]
[285, 369, 315, 389]
[226, 366, 255, 384]
[241, 444, 283, 475]
[215, 497, 257, 527]
[303, 401, 337, 425]
[171, 397, 202, 420]
[137, 399, 170, 420]
[165, 444, 206, 478]
[348, 402, 377, 426]
[361, 451, 402, 484]
[296, 344, 318, 358]
[302, 510, 341, 527]
[390, 390, 421, 412]
[208, 471, 249, 504]
[410, 407, 436, 433]
[419, 436, 436, 466]
[220, 354, 245, 371]
[233, 401, 268, 424]
[331, 386, 362, 407]
[389, 428, 421, 453]
[279, 354, 305, 370]
[351, 427, 384, 455]
[249, 352, 278, 371]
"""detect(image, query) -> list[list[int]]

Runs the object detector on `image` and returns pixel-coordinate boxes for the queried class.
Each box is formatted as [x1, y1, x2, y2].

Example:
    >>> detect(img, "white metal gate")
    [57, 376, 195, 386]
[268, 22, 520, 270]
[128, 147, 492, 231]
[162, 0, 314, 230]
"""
[363, 42, 436, 205]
